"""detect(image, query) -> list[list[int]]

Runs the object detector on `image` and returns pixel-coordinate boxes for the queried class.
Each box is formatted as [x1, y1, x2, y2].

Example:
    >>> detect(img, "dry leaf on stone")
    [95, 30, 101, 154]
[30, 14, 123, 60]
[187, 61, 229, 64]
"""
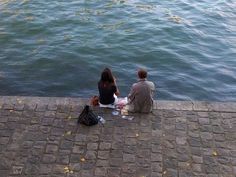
[65, 131, 72, 135]
[67, 116, 72, 120]
[64, 167, 69, 170]
[212, 151, 218, 156]
[63, 166, 70, 173]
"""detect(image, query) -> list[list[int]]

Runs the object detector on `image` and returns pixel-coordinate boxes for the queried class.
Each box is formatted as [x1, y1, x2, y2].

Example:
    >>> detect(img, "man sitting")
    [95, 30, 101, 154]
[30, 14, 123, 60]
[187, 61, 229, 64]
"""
[128, 68, 155, 113]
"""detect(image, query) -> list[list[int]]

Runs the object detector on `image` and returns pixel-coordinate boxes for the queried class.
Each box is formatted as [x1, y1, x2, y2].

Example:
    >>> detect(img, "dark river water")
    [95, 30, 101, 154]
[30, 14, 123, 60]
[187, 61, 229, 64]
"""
[0, 0, 236, 101]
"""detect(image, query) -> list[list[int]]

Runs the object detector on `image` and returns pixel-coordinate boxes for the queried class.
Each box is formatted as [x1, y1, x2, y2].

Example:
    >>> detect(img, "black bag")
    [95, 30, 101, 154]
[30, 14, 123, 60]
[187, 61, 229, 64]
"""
[78, 105, 98, 126]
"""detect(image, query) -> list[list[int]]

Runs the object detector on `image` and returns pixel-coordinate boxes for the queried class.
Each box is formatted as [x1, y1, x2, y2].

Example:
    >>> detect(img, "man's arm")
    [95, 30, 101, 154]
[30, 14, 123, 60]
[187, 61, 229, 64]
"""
[146, 81, 155, 97]
[128, 84, 136, 103]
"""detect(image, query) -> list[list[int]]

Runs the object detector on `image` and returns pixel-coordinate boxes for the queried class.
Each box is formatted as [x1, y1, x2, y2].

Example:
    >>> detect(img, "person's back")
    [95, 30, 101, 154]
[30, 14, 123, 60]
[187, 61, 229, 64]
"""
[98, 68, 120, 105]
[128, 69, 155, 113]
[98, 81, 117, 105]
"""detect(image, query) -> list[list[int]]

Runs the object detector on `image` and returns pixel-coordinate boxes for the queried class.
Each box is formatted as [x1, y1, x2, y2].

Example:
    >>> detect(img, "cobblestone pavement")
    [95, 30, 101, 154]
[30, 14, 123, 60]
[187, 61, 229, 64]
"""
[0, 96, 236, 177]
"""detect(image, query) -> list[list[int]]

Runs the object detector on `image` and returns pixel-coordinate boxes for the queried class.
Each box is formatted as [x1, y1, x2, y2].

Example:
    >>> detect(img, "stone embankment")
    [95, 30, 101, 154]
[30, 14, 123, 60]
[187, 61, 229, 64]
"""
[0, 96, 235, 177]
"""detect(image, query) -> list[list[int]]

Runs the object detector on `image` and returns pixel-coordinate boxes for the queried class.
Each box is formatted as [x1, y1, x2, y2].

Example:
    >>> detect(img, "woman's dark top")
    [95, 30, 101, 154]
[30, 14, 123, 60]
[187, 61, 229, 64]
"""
[98, 81, 117, 105]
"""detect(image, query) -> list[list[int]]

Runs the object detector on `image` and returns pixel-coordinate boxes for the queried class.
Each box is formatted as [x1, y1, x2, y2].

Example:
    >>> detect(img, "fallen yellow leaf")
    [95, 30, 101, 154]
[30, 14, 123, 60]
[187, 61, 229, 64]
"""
[70, 170, 74, 174]
[65, 131, 71, 135]
[163, 170, 167, 174]
[64, 167, 69, 170]
[212, 151, 218, 156]
[80, 157, 85, 162]
[37, 39, 45, 44]
[25, 16, 34, 21]
[170, 15, 182, 23]
[64, 169, 69, 173]
[63, 166, 70, 173]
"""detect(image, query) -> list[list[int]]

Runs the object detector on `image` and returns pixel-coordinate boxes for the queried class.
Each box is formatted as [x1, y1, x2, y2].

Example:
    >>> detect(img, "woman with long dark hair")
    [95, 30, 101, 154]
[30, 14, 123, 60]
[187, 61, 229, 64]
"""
[98, 68, 120, 105]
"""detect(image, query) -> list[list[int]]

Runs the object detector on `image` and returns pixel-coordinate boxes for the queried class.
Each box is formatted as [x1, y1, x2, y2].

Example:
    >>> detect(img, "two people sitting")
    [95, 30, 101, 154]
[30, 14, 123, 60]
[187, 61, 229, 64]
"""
[98, 68, 155, 113]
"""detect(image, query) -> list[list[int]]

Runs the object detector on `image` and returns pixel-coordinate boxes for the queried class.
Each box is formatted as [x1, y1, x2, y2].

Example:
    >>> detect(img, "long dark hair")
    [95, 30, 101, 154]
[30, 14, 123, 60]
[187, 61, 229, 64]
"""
[100, 68, 114, 84]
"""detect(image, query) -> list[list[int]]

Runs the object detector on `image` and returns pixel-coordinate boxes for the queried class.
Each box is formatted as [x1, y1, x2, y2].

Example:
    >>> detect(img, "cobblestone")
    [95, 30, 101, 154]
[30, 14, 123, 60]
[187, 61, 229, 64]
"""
[0, 96, 235, 176]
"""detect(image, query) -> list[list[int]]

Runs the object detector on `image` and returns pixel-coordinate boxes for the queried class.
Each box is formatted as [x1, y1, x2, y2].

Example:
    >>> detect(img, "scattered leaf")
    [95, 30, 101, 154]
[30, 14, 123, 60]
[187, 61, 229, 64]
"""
[37, 39, 45, 44]
[136, 133, 139, 137]
[163, 170, 167, 174]
[63, 166, 71, 173]
[65, 131, 72, 135]
[80, 157, 85, 162]
[124, 29, 133, 32]
[67, 116, 72, 120]
[64, 167, 69, 170]
[25, 16, 34, 21]
[169, 15, 182, 23]
[64, 169, 69, 173]
[70, 170, 74, 174]
[212, 151, 218, 156]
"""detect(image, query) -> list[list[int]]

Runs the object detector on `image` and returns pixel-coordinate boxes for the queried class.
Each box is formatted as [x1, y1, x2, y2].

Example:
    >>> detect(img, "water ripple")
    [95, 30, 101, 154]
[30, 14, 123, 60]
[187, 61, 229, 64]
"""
[0, 0, 236, 101]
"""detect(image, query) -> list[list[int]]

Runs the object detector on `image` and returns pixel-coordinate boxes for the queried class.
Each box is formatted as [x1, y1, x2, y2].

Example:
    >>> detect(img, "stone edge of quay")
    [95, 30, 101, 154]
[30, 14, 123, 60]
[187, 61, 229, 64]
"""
[0, 96, 236, 113]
